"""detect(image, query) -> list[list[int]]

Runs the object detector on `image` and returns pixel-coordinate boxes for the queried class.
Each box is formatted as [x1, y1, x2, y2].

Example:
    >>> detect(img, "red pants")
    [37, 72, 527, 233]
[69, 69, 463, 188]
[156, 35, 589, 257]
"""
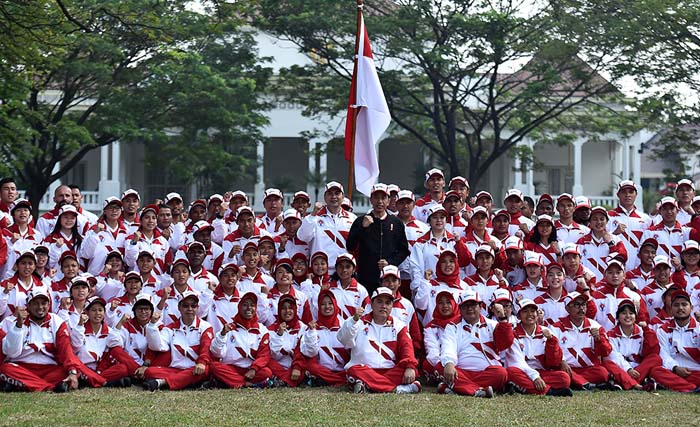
[210, 361, 272, 388]
[422, 360, 444, 379]
[346, 365, 408, 393]
[269, 359, 305, 387]
[569, 365, 609, 388]
[450, 366, 508, 396]
[506, 367, 570, 395]
[603, 354, 662, 390]
[144, 366, 209, 390]
[654, 368, 700, 392]
[305, 358, 347, 386]
[0, 362, 69, 392]
[108, 347, 140, 377]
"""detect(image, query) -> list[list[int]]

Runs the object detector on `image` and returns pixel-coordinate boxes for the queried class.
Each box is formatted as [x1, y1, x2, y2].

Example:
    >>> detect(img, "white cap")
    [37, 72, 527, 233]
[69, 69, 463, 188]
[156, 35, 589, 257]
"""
[449, 176, 469, 189]
[282, 208, 302, 221]
[677, 178, 696, 191]
[566, 291, 588, 305]
[475, 191, 493, 201]
[164, 192, 183, 203]
[59, 204, 78, 216]
[371, 286, 394, 301]
[659, 196, 678, 208]
[230, 190, 248, 201]
[70, 274, 96, 289]
[589, 206, 609, 219]
[605, 257, 625, 271]
[263, 188, 283, 201]
[692, 195, 700, 205]
[574, 196, 591, 209]
[336, 252, 356, 267]
[652, 255, 671, 268]
[617, 180, 638, 193]
[371, 183, 389, 196]
[293, 191, 310, 201]
[562, 243, 581, 257]
[503, 189, 524, 203]
[444, 190, 462, 201]
[179, 290, 200, 305]
[102, 197, 122, 210]
[471, 206, 489, 217]
[192, 220, 213, 234]
[491, 288, 512, 304]
[26, 286, 51, 303]
[380, 265, 400, 279]
[387, 184, 400, 194]
[124, 271, 144, 284]
[427, 204, 448, 218]
[121, 189, 140, 201]
[504, 236, 523, 251]
[536, 214, 554, 226]
[518, 298, 538, 310]
[137, 248, 155, 259]
[682, 240, 700, 253]
[424, 168, 445, 182]
[523, 251, 543, 267]
[236, 206, 255, 218]
[475, 244, 495, 258]
[457, 289, 481, 305]
[208, 194, 224, 204]
[134, 293, 154, 310]
[15, 250, 37, 264]
[556, 193, 575, 205]
[325, 181, 344, 193]
[396, 190, 415, 201]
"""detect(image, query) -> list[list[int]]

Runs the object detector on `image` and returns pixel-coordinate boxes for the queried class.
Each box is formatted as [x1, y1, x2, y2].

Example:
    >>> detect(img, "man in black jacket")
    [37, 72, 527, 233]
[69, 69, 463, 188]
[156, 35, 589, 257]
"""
[347, 183, 410, 295]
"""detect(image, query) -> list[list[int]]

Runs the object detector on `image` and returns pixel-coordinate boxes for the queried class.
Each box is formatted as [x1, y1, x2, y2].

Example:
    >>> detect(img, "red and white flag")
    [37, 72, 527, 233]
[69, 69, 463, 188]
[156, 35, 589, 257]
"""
[344, 12, 391, 196]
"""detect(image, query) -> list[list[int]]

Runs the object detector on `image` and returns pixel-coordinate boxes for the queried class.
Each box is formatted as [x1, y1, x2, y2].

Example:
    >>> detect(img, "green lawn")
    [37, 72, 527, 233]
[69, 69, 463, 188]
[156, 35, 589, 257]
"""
[0, 387, 697, 427]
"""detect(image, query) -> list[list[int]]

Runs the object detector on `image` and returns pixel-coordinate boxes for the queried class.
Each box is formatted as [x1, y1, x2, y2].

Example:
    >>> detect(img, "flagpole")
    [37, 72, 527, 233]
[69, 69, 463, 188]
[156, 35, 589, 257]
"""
[347, 0, 364, 202]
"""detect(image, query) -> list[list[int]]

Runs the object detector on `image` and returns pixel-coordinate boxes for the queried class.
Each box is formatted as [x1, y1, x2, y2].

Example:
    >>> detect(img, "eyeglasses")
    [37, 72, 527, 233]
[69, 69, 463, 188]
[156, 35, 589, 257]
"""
[570, 302, 586, 308]
[180, 304, 198, 309]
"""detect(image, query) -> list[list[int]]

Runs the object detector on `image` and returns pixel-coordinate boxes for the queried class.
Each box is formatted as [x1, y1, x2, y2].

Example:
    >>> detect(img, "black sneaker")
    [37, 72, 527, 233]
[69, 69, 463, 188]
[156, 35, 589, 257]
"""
[506, 381, 526, 394]
[143, 379, 160, 392]
[352, 380, 366, 394]
[53, 381, 69, 393]
[546, 387, 573, 397]
[642, 378, 657, 392]
[581, 383, 596, 391]
[3, 382, 19, 393]
[105, 377, 132, 388]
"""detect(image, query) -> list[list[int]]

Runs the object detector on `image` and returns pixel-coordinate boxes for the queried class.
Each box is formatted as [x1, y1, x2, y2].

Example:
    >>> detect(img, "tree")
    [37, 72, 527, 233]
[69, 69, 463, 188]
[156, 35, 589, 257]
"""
[0, 0, 270, 215]
[252, 0, 637, 188]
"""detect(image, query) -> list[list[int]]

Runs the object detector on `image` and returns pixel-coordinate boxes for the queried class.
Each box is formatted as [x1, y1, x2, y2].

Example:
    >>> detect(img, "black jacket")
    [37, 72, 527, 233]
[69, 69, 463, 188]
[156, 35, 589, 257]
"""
[346, 212, 409, 295]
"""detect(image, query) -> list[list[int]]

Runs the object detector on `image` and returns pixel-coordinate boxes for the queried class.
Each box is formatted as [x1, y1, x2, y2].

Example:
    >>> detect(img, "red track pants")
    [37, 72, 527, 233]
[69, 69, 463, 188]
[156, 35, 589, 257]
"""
[506, 367, 571, 394]
[210, 361, 272, 388]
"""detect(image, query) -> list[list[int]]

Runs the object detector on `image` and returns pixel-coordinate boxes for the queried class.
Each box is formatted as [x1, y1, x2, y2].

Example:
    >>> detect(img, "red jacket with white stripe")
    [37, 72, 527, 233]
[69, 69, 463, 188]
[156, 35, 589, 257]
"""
[440, 315, 514, 370]
[337, 314, 417, 370]
[590, 281, 649, 330]
[642, 222, 691, 261]
[409, 231, 472, 285]
[300, 322, 349, 372]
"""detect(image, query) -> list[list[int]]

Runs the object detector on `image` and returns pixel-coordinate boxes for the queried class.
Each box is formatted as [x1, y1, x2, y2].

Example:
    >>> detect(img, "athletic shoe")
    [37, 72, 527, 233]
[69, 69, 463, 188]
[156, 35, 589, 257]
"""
[546, 387, 573, 397]
[106, 377, 132, 388]
[396, 380, 422, 394]
[353, 380, 366, 394]
[143, 379, 160, 392]
[53, 381, 69, 393]
[642, 378, 657, 392]
[437, 382, 455, 395]
[474, 386, 494, 398]
[506, 381, 526, 394]
[581, 382, 596, 391]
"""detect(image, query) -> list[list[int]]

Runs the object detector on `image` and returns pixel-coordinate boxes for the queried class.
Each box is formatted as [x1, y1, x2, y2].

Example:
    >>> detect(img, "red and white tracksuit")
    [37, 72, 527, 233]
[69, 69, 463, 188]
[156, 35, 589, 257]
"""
[81, 222, 129, 276]
[296, 207, 356, 273]
[607, 207, 652, 270]
[555, 220, 589, 245]
[409, 231, 471, 286]
[300, 324, 349, 386]
[124, 231, 171, 277]
[209, 322, 273, 388]
[657, 317, 700, 392]
[222, 227, 271, 266]
[328, 279, 370, 321]
[504, 324, 570, 394]
[639, 280, 676, 319]
[534, 290, 596, 326]
[145, 317, 213, 390]
[576, 233, 628, 281]
[603, 324, 671, 390]
[512, 279, 546, 304]
[590, 282, 649, 330]
[412, 194, 444, 224]
[269, 323, 308, 386]
[0, 314, 81, 391]
[338, 314, 417, 392]
[156, 286, 212, 327]
[626, 266, 654, 291]
[642, 222, 691, 261]
[411, 279, 468, 326]
[266, 286, 313, 326]
[0, 275, 43, 319]
[70, 321, 129, 385]
[439, 316, 513, 395]
[550, 317, 612, 388]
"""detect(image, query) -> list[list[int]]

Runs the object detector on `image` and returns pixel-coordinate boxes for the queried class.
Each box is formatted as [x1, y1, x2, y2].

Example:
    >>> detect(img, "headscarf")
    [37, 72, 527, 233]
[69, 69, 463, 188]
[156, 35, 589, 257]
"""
[269, 294, 301, 331]
[315, 289, 341, 330]
[425, 290, 460, 329]
[435, 250, 460, 287]
[232, 292, 259, 330]
[292, 253, 309, 284]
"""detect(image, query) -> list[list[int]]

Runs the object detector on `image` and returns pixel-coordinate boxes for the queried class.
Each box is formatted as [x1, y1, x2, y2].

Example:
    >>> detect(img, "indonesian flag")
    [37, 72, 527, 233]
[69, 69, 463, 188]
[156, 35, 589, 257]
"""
[344, 13, 391, 196]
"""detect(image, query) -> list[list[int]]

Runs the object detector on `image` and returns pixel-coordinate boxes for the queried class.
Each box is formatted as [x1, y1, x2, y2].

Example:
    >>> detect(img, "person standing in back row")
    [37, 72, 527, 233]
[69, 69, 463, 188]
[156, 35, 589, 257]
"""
[347, 184, 409, 295]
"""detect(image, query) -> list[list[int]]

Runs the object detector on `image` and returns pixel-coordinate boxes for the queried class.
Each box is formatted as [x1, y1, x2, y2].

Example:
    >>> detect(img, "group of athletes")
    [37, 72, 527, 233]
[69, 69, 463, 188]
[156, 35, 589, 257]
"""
[1, 168, 700, 397]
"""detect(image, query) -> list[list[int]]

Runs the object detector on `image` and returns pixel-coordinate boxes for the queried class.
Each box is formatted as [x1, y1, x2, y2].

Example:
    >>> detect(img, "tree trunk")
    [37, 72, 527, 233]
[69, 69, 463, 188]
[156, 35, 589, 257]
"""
[25, 174, 51, 220]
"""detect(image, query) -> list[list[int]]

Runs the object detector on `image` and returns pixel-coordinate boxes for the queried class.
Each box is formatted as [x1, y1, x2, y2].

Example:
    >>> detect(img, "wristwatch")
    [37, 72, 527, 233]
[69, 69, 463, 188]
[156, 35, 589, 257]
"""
[68, 369, 78, 376]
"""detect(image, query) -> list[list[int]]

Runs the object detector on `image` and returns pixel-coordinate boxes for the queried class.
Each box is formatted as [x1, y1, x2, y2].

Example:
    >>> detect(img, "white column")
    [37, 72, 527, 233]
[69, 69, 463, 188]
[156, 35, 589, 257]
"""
[306, 139, 318, 203]
[525, 139, 535, 196]
[572, 138, 584, 196]
[319, 140, 328, 186]
[111, 141, 121, 184]
[100, 145, 109, 181]
[622, 138, 630, 181]
[98, 141, 121, 202]
[513, 144, 524, 192]
[253, 140, 265, 212]
[612, 140, 623, 188]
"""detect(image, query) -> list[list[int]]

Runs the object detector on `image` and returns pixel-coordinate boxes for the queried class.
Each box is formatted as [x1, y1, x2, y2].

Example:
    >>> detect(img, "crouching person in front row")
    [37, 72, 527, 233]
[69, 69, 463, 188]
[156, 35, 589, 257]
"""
[143, 291, 213, 391]
[438, 290, 513, 397]
[209, 292, 273, 388]
[338, 287, 421, 394]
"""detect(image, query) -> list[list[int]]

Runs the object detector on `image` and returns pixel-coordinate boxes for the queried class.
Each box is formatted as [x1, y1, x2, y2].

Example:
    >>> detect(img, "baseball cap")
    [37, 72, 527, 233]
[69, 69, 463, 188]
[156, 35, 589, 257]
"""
[692, 195, 700, 206]
[371, 286, 394, 301]
[475, 191, 493, 202]
[605, 258, 625, 271]
[682, 240, 700, 254]
[59, 204, 78, 216]
[230, 191, 248, 202]
[124, 271, 144, 284]
[380, 265, 400, 279]
[59, 250, 78, 265]
[192, 220, 213, 234]
[670, 289, 691, 303]
[208, 194, 224, 205]
[616, 299, 637, 316]
[518, 298, 538, 311]
[565, 291, 588, 305]
[424, 168, 445, 182]
[102, 196, 123, 210]
[15, 250, 37, 265]
[475, 244, 494, 258]
[471, 206, 489, 217]
[325, 181, 344, 193]
[562, 243, 581, 257]
[574, 196, 591, 209]
[164, 192, 183, 203]
[589, 206, 609, 219]
[503, 189, 524, 203]
[139, 204, 159, 218]
[504, 236, 523, 251]
[218, 262, 240, 276]
[387, 184, 400, 194]
[26, 287, 51, 303]
[137, 248, 155, 260]
[457, 289, 481, 306]
[652, 255, 671, 269]
[242, 241, 258, 253]
[640, 238, 658, 251]
[121, 189, 140, 201]
[263, 188, 283, 201]
[493, 209, 510, 221]
[491, 288, 512, 304]
[293, 191, 310, 201]
[449, 176, 469, 189]
[274, 258, 294, 274]
[523, 251, 543, 267]
[617, 180, 638, 193]
[537, 194, 553, 206]
[282, 208, 302, 221]
[427, 204, 448, 219]
[659, 196, 678, 208]
[236, 206, 255, 218]
[546, 263, 564, 274]
[86, 296, 107, 309]
[188, 199, 207, 211]
[187, 241, 206, 252]
[677, 179, 696, 191]
[556, 193, 575, 205]
[370, 183, 389, 196]
[536, 214, 554, 226]
[336, 253, 356, 268]
[444, 190, 461, 201]
[10, 198, 31, 212]
[133, 294, 154, 311]
[179, 290, 200, 305]
[396, 190, 415, 201]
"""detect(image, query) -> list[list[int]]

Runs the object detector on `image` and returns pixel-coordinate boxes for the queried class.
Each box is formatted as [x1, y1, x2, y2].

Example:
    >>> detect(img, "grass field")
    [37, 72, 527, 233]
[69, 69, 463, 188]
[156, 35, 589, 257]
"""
[0, 386, 698, 427]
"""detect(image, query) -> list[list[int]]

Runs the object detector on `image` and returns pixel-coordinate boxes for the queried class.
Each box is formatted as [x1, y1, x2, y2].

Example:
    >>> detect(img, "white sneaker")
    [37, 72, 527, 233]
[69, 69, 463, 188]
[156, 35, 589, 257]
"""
[396, 381, 422, 394]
